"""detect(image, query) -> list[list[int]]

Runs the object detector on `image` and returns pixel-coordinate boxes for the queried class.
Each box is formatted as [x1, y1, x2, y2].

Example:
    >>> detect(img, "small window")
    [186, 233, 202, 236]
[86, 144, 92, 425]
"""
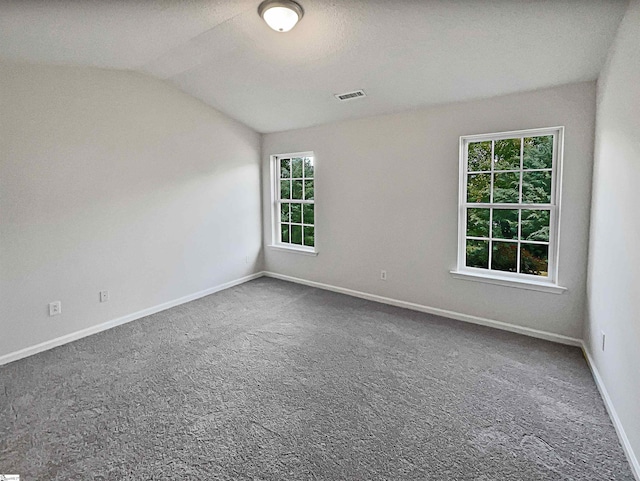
[271, 152, 316, 254]
[454, 127, 564, 292]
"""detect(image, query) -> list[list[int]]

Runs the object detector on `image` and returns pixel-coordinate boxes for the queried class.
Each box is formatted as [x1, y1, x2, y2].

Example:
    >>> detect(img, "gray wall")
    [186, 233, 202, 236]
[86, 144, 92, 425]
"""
[262, 82, 596, 339]
[0, 62, 262, 358]
[586, 0, 640, 471]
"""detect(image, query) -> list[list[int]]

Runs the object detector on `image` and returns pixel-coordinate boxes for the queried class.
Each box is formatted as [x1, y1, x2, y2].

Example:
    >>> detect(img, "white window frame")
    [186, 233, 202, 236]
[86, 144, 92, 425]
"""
[451, 127, 566, 294]
[268, 151, 318, 256]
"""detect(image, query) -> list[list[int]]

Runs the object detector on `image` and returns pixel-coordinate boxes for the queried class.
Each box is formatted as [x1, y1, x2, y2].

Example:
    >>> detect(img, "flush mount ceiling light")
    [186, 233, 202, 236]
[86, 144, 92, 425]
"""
[258, 0, 304, 32]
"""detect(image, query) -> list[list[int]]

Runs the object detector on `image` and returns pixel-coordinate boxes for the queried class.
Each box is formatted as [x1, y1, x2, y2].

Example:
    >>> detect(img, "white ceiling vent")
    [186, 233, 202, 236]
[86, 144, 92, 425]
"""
[334, 90, 366, 101]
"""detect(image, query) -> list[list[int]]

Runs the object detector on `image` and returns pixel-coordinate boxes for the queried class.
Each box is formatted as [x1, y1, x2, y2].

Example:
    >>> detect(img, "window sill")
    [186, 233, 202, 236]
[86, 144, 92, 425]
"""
[450, 270, 566, 294]
[268, 245, 318, 256]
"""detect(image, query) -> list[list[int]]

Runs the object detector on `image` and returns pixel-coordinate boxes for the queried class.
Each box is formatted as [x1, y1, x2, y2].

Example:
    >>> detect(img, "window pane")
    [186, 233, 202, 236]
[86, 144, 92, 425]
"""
[291, 203, 301, 223]
[493, 172, 519, 203]
[280, 224, 289, 243]
[522, 171, 551, 203]
[494, 138, 521, 170]
[291, 225, 303, 245]
[304, 157, 314, 177]
[466, 208, 490, 237]
[280, 158, 291, 178]
[520, 243, 549, 276]
[492, 209, 518, 239]
[280, 180, 291, 199]
[466, 240, 489, 268]
[291, 158, 303, 178]
[292, 180, 303, 200]
[303, 203, 314, 225]
[491, 241, 517, 272]
[304, 180, 314, 200]
[467, 174, 490, 203]
[280, 159, 291, 179]
[521, 209, 550, 242]
[280, 203, 290, 223]
[468, 141, 492, 172]
[304, 226, 315, 247]
[523, 135, 553, 170]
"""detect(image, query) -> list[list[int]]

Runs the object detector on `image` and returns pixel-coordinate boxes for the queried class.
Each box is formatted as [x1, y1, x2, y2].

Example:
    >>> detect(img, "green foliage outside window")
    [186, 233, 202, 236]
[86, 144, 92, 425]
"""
[493, 172, 519, 203]
[464, 134, 554, 276]
[494, 138, 520, 170]
[522, 171, 551, 203]
[524, 136, 553, 169]
[291, 158, 303, 178]
[492, 209, 518, 239]
[520, 244, 549, 275]
[466, 240, 489, 268]
[278, 156, 315, 248]
[468, 141, 491, 171]
[280, 159, 290, 178]
[466, 208, 489, 237]
[491, 242, 517, 272]
[521, 210, 549, 242]
[467, 174, 490, 202]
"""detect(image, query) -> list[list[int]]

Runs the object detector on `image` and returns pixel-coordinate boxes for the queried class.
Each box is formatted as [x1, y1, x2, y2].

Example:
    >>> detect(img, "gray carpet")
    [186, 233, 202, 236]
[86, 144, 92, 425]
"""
[0, 277, 634, 480]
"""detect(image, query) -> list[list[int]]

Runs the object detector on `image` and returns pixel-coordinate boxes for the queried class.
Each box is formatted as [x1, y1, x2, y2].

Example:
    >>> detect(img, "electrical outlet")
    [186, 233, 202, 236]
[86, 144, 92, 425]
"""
[49, 301, 61, 316]
[380, 270, 387, 281]
[100, 290, 110, 303]
[245, 255, 249, 264]
[601, 331, 606, 351]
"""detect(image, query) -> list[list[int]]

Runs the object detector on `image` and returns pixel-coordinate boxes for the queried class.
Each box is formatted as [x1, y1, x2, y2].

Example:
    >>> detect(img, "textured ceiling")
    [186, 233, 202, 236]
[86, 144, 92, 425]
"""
[0, 0, 628, 133]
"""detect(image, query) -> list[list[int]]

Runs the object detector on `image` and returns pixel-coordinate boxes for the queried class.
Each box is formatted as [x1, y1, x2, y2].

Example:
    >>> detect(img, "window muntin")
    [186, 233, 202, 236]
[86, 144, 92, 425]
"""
[273, 153, 315, 251]
[458, 128, 562, 284]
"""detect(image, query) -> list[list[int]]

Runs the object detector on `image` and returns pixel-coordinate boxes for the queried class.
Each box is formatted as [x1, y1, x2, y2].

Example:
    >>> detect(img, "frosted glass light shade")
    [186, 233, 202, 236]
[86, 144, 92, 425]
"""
[258, 1, 304, 32]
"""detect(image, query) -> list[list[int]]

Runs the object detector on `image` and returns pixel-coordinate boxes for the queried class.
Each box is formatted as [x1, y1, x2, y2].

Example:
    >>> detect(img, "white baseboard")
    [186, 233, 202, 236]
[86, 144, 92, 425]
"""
[582, 345, 640, 481]
[263, 271, 582, 347]
[0, 269, 580, 366]
[0, 272, 265, 367]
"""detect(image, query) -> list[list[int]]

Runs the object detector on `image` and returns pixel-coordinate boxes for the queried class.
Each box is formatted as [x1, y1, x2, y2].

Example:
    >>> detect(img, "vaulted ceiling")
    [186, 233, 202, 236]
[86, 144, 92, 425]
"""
[0, 0, 628, 133]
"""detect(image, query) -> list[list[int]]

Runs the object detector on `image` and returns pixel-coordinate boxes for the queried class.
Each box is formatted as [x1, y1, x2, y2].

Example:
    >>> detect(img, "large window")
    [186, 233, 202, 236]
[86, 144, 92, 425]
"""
[454, 127, 564, 292]
[271, 152, 316, 254]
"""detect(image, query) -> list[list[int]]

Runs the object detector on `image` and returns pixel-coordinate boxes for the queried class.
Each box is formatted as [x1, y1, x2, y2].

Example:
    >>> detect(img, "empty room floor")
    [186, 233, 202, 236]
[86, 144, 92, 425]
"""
[0, 278, 633, 480]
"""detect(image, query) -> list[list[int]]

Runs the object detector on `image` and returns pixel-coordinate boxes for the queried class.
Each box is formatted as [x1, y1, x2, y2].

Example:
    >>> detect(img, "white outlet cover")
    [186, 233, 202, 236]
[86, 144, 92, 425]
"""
[49, 301, 61, 316]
